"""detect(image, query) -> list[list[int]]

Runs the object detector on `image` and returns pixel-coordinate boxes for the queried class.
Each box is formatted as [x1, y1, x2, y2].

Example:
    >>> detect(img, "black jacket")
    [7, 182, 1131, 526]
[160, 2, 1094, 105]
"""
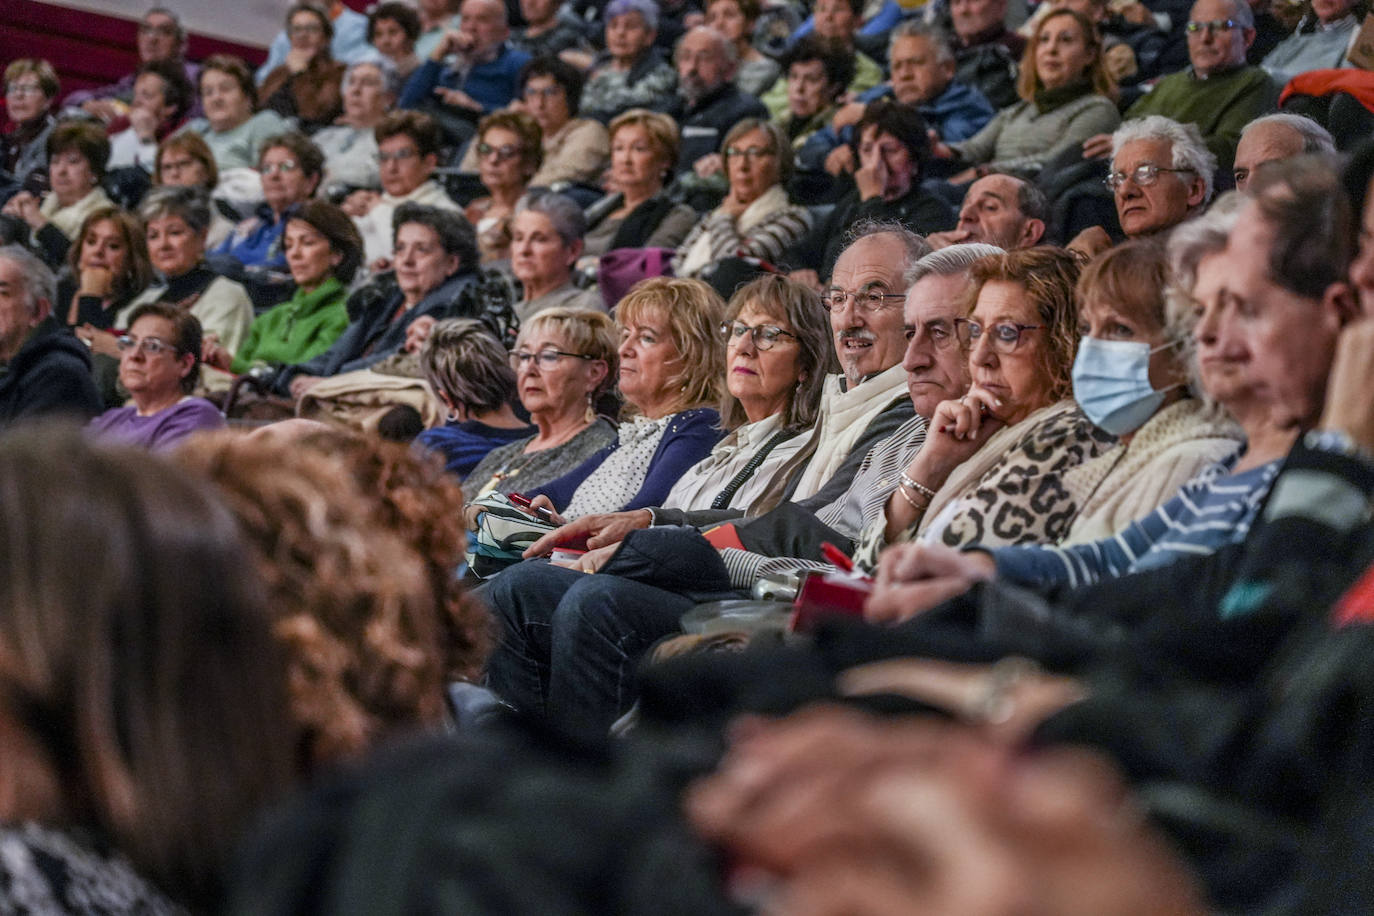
[664, 83, 770, 175]
[0, 321, 101, 428]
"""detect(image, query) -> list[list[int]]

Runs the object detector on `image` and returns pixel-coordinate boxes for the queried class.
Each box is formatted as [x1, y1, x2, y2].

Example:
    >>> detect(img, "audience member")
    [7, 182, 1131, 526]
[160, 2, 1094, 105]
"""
[581, 110, 698, 266]
[950, 0, 1027, 109]
[673, 119, 810, 278]
[2, 60, 59, 195]
[64, 7, 200, 123]
[1082, 0, 1276, 171]
[213, 132, 324, 274]
[400, 0, 533, 119]
[1106, 116, 1215, 239]
[1232, 111, 1334, 191]
[313, 60, 398, 197]
[2, 119, 114, 269]
[152, 131, 235, 247]
[348, 111, 461, 264]
[182, 55, 291, 172]
[259, 3, 348, 134]
[0, 245, 101, 426]
[414, 0, 462, 59]
[579, 0, 679, 124]
[204, 200, 363, 375]
[517, 57, 608, 188]
[935, 9, 1120, 184]
[465, 111, 543, 264]
[1260, 0, 1358, 85]
[775, 36, 855, 163]
[367, 2, 423, 81]
[88, 304, 224, 449]
[106, 59, 196, 174]
[760, 0, 884, 118]
[513, 0, 592, 57]
[464, 308, 619, 501]
[254, 0, 371, 85]
[668, 27, 769, 184]
[510, 189, 602, 319]
[705, 0, 780, 96]
[928, 172, 1049, 248]
[54, 206, 153, 330]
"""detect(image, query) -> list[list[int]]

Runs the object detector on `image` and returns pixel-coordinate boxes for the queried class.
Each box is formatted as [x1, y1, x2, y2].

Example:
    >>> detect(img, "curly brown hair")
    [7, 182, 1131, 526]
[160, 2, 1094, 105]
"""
[176, 430, 489, 770]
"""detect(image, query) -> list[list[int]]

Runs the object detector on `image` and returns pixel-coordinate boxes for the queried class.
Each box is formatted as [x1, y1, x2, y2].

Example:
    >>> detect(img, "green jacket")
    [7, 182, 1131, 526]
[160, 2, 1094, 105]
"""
[230, 276, 350, 374]
[1125, 65, 1277, 171]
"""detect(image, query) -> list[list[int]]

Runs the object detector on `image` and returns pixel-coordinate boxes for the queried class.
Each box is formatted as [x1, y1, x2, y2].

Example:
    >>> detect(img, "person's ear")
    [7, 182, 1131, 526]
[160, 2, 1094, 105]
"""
[1325, 280, 1361, 327]
[178, 350, 196, 379]
[1185, 175, 1207, 209]
[1241, 26, 1256, 51]
[567, 237, 584, 266]
[29, 296, 51, 325]
[1021, 218, 1046, 247]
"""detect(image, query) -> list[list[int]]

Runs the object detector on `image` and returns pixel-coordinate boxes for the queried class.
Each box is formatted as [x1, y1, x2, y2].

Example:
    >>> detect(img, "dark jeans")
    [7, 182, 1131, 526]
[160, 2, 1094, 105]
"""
[480, 559, 709, 738]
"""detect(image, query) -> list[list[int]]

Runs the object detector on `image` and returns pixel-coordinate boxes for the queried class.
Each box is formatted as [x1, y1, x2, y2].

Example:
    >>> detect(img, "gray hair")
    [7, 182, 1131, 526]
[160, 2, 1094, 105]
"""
[890, 20, 955, 66]
[904, 242, 1003, 288]
[1014, 178, 1050, 225]
[420, 318, 517, 414]
[515, 189, 587, 247]
[1240, 112, 1336, 156]
[137, 185, 212, 237]
[144, 7, 187, 48]
[345, 57, 402, 98]
[1164, 192, 1242, 404]
[1210, 0, 1254, 30]
[844, 219, 933, 280]
[605, 0, 659, 32]
[678, 25, 738, 66]
[0, 244, 55, 317]
[1112, 115, 1218, 203]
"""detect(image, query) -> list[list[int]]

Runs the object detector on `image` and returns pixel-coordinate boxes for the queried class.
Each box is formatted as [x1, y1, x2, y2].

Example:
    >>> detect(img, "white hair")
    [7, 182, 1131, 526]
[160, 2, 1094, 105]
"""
[1112, 115, 1218, 203]
[905, 242, 1003, 287]
[0, 245, 55, 317]
[1240, 113, 1336, 156]
[890, 20, 955, 66]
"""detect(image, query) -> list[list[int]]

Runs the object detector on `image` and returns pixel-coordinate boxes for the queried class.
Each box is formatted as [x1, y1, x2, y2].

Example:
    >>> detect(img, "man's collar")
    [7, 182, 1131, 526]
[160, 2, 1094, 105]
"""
[1189, 62, 1247, 80]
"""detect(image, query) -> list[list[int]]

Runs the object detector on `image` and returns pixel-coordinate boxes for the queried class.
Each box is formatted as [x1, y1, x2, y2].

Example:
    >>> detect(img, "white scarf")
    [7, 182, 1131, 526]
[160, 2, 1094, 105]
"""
[38, 185, 112, 243]
[792, 364, 910, 497]
[677, 184, 789, 278]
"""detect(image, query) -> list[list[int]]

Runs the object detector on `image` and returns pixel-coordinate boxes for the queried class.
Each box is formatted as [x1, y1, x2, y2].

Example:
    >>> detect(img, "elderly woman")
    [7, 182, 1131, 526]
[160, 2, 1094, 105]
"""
[706, 0, 780, 96]
[211, 132, 324, 273]
[109, 187, 254, 390]
[2, 119, 114, 269]
[464, 110, 542, 264]
[463, 307, 620, 501]
[88, 304, 225, 450]
[854, 247, 1115, 567]
[260, 3, 347, 134]
[517, 276, 727, 520]
[277, 202, 479, 399]
[673, 119, 812, 279]
[580, 109, 697, 267]
[0, 429, 297, 910]
[934, 9, 1120, 183]
[203, 200, 363, 375]
[313, 60, 398, 196]
[415, 318, 536, 476]
[368, 2, 424, 80]
[1060, 237, 1244, 542]
[56, 207, 153, 330]
[153, 131, 235, 247]
[512, 57, 609, 188]
[1, 59, 58, 192]
[181, 55, 290, 172]
[510, 189, 603, 320]
[482, 274, 837, 734]
[579, 0, 679, 124]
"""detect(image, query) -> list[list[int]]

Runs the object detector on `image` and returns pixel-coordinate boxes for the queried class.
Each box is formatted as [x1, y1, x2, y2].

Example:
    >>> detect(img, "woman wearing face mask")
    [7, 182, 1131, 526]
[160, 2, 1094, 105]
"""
[1059, 237, 1243, 543]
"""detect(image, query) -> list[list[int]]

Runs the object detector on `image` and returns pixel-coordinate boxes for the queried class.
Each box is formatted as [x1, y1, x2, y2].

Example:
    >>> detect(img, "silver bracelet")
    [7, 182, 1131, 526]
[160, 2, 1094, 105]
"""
[894, 482, 928, 514]
[900, 472, 936, 501]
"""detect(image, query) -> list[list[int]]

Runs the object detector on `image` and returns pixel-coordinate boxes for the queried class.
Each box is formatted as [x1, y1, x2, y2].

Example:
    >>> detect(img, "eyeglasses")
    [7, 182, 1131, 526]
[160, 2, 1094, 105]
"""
[1104, 163, 1195, 191]
[522, 85, 564, 101]
[719, 321, 798, 350]
[116, 335, 179, 356]
[477, 142, 522, 162]
[1185, 18, 1237, 33]
[509, 348, 595, 369]
[5, 83, 44, 97]
[289, 23, 325, 34]
[378, 148, 419, 163]
[724, 145, 777, 162]
[822, 286, 906, 313]
[953, 318, 1044, 352]
[259, 159, 300, 175]
[160, 157, 198, 173]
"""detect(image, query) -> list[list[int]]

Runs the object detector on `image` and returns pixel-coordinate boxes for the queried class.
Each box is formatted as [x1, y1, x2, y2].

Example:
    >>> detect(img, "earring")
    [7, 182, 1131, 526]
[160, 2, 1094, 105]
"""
[584, 391, 596, 424]
[446, 409, 459, 423]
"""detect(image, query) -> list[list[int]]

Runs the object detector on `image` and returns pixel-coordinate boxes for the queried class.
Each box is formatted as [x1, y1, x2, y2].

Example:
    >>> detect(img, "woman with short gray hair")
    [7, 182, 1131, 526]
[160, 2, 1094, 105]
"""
[314, 59, 399, 196]
[415, 319, 534, 477]
[510, 190, 602, 321]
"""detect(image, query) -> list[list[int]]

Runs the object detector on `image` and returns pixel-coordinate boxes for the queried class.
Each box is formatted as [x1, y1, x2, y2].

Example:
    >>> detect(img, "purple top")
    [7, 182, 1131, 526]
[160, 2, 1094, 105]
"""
[88, 397, 225, 451]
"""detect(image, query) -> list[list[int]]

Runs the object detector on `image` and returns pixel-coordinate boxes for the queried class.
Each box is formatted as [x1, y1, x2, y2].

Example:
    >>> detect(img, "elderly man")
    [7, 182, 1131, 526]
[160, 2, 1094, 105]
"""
[950, 0, 1026, 109]
[1232, 112, 1334, 192]
[928, 173, 1049, 249]
[1082, 0, 1276, 171]
[760, 0, 884, 118]
[0, 245, 100, 426]
[666, 26, 768, 179]
[255, 0, 371, 85]
[398, 0, 532, 117]
[1109, 116, 1214, 239]
[347, 111, 462, 264]
[482, 226, 942, 738]
[64, 7, 200, 123]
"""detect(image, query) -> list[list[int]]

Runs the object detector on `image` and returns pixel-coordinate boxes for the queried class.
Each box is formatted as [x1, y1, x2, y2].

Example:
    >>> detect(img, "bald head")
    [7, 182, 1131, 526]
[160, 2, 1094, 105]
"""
[1234, 115, 1336, 192]
[952, 174, 1047, 249]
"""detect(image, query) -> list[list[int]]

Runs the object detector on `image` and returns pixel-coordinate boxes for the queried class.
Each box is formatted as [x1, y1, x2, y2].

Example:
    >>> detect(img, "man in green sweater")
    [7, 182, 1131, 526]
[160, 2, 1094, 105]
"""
[1081, 0, 1276, 171]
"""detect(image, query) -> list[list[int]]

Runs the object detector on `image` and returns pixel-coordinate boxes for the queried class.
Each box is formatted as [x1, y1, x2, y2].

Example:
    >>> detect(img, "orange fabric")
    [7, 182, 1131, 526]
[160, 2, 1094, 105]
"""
[1279, 69, 1374, 113]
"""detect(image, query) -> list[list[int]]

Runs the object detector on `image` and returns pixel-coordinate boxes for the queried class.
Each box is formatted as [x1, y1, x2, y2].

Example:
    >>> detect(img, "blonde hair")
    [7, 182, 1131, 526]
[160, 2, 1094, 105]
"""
[616, 277, 726, 414]
[1017, 9, 1116, 103]
[609, 107, 681, 174]
[519, 307, 620, 396]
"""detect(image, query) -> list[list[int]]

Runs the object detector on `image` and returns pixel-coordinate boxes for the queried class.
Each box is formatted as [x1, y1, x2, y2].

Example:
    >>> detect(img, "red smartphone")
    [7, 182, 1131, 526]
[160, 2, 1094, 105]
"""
[509, 492, 555, 523]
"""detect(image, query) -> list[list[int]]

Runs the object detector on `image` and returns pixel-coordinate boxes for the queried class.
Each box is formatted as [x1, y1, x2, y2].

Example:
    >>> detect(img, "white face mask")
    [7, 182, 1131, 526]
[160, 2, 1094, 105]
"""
[1072, 336, 1182, 435]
